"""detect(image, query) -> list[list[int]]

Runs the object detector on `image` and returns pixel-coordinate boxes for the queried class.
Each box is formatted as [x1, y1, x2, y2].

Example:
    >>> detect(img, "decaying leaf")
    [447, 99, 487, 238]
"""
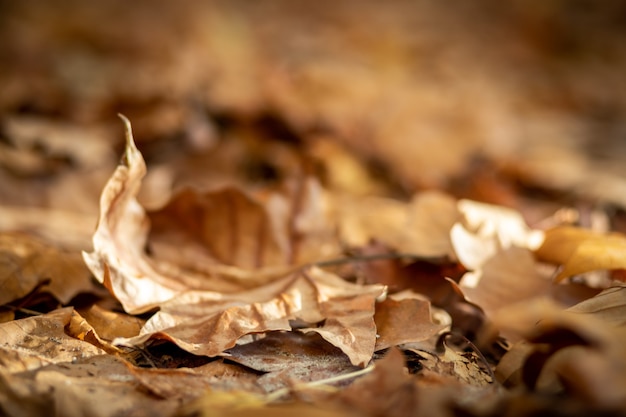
[414, 344, 493, 388]
[535, 225, 626, 282]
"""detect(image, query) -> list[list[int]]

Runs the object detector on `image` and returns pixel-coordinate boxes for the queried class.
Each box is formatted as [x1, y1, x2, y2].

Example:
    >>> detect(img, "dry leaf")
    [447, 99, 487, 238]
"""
[226, 331, 357, 392]
[0, 232, 95, 306]
[374, 296, 446, 351]
[535, 226, 626, 282]
[83, 116, 343, 315]
[452, 199, 544, 270]
[460, 247, 552, 323]
[148, 187, 287, 270]
[128, 357, 264, 398]
[566, 285, 626, 326]
[0, 308, 105, 374]
[82, 116, 188, 314]
[334, 191, 459, 260]
[334, 348, 418, 417]
[114, 267, 384, 367]
[415, 345, 493, 387]
[0, 355, 175, 417]
[75, 303, 144, 341]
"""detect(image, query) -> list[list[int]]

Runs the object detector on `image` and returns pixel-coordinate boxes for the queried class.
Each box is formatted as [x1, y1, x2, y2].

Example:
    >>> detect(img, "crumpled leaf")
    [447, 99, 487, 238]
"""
[83, 116, 342, 314]
[535, 225, 626, 282]
[0, 232, 95, 306]
[115, 267, 384, 367]
[84, 118, 384, 366]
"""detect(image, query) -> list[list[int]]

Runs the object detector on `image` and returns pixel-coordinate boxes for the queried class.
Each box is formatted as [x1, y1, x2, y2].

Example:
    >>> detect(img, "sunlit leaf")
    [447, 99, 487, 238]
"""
[452, 200, 544, 270]
[535, 226, 626, 282]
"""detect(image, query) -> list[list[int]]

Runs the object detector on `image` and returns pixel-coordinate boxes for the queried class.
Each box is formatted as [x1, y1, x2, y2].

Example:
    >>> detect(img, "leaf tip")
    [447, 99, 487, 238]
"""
[117, 113, 139, 165]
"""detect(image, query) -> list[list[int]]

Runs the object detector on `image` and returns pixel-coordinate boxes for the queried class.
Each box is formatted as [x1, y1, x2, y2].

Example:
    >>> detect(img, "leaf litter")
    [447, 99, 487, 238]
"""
[2, 2, 626, 416]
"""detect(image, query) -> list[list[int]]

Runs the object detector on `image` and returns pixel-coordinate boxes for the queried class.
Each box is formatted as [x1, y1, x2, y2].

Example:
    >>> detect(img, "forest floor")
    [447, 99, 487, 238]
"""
[1, 2, 626, 416]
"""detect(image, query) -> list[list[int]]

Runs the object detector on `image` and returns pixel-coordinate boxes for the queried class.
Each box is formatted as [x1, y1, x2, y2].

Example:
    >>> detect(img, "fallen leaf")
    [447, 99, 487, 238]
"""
[83, 116, 343, 315]
[334, 191, 459, 260]
[226, 331, 357, 393]
[566, 285, 626, 326]
[460, 247, 553, 324]
[75, 303, 144, 341]
[535, 226, 626, 282]
[452, 199, 544, 270]
[0, 232, 95, 306]
[333, 348, 418, 417]
[0, 355, 175, 417]
[413, 344, 493, 388]
[114, 267, 384, 367]
[126, 364, 252, 401]
[491, 296, 626, 396]
[0, 308, 105, 374]
[374, 295, 446, 351]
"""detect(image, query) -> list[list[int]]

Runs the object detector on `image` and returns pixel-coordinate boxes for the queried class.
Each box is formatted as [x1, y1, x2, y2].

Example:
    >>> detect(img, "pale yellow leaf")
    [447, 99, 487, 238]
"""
[535, 226, 626, 282]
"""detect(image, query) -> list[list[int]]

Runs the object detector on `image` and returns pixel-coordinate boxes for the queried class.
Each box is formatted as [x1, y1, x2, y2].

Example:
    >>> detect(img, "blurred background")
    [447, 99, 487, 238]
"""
[1, 0, 626, 246]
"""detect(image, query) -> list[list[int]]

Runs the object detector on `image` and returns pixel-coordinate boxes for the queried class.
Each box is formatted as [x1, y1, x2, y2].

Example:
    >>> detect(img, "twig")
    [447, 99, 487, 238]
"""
[311, 253, 444, 268]
[264, 364, 375, 402]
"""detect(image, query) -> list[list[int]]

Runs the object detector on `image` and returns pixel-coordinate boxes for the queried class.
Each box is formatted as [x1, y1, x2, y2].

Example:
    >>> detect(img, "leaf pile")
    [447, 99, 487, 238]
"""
[2, 2, 626, 417]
